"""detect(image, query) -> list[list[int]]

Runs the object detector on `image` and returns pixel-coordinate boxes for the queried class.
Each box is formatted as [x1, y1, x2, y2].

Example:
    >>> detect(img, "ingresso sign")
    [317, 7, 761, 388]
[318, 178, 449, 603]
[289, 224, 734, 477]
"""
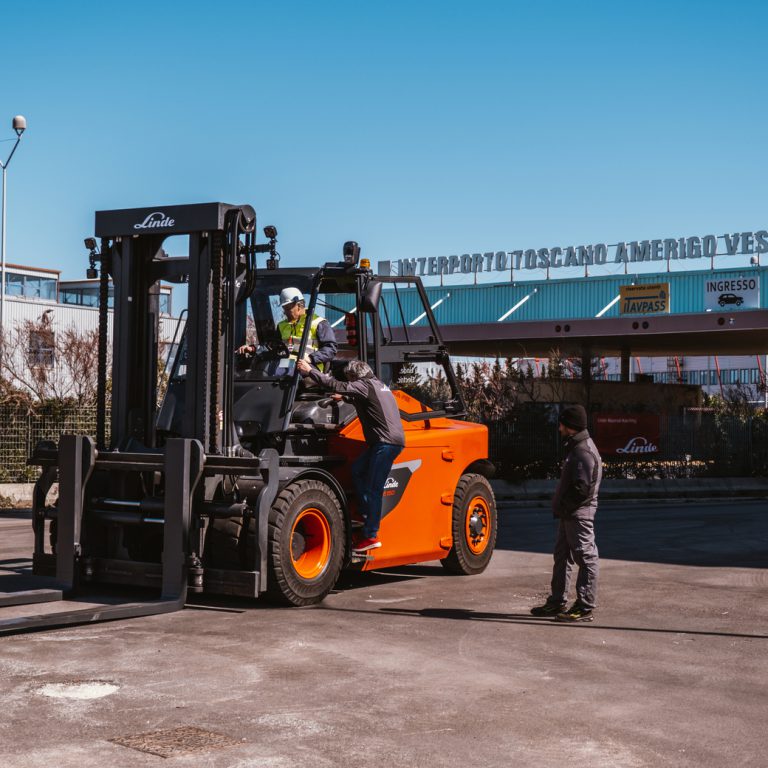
[378, 230, 768, 280]
[704, 276, 760, 311]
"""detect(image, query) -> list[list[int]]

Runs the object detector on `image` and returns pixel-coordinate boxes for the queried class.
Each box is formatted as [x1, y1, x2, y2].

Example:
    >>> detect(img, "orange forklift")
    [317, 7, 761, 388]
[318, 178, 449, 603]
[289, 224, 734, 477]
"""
[0, 202, 496, 633]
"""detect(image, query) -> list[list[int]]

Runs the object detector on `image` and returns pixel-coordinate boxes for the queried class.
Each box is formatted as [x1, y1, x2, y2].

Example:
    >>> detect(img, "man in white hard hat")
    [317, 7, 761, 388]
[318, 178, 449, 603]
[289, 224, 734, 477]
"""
[239, 287, 337, 371]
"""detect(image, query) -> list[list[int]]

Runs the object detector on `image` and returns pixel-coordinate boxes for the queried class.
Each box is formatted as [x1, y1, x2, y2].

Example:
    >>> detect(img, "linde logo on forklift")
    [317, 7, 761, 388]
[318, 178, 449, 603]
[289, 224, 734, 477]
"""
[381, 459, 422, 513]
[133, 211, 176, 230]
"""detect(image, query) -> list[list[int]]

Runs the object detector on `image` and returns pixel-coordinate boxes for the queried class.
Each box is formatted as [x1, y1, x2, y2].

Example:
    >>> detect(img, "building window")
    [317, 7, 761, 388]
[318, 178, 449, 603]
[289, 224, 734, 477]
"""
[28, 329, 55, 368]
[5, 272, 57, 300]
[60, 286, 114, 308]
[6, 273, 25, 296]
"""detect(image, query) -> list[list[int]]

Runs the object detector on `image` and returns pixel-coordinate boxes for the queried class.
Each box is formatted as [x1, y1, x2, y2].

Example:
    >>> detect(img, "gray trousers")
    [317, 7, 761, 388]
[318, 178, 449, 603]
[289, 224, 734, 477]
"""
[550, 517, 599, 609]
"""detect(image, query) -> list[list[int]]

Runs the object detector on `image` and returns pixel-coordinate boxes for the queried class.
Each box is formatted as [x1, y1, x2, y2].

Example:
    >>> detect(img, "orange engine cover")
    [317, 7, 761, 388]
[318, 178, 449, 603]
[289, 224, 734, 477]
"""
[327, 390, 489, 570]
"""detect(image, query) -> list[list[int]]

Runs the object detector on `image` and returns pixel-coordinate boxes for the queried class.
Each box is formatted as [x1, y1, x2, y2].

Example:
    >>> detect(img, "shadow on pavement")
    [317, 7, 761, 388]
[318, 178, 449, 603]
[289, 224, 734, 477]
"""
[334, 564, 443, 592]
[497, 501, 768, 568]
[320, 605, 768, 640]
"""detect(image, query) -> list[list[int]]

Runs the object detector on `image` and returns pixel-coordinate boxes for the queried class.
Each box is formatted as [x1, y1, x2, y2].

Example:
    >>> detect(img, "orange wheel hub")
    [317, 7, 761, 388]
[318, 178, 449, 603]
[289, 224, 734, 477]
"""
[465, 496, 490, 555]
[290, 507, 331, 580]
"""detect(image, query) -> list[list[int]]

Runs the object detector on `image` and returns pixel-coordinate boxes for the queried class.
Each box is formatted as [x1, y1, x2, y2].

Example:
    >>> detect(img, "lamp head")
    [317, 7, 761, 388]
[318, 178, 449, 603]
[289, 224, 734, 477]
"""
[12, 115, 26, 136]
[343, 241, 360, 265]
[84, 237, 100, 277]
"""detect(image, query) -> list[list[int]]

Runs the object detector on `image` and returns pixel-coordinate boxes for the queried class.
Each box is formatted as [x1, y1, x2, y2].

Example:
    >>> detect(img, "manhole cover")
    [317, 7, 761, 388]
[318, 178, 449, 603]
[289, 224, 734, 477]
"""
[110, 726, 241, 758]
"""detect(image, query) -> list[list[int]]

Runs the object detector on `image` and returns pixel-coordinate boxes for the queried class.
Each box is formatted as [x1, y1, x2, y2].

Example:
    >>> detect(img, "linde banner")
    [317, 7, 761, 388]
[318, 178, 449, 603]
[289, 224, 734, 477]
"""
[704, 276, 760, 311]
[378, 230, 768, 280]
[593, 414, 661, 456]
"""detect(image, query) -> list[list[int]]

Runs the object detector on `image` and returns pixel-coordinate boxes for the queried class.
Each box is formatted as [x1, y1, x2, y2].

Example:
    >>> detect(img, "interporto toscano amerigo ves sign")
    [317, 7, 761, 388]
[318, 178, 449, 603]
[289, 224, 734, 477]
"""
[378, 230, 768, 279]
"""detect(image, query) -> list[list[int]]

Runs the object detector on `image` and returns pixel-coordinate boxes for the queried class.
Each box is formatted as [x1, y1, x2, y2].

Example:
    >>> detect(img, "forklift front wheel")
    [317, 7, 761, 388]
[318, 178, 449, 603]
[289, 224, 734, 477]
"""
[267, 480, 345, 606]
[441, 473, 497, 575]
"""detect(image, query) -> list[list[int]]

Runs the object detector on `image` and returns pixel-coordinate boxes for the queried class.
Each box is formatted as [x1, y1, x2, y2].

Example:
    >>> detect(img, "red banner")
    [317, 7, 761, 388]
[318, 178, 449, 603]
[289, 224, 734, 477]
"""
[593, 413, 660, 456]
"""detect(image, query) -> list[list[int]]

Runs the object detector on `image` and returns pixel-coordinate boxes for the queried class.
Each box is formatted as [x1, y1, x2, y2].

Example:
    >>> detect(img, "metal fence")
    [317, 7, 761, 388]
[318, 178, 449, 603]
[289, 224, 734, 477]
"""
[0, 404, 765, 484]
[487, 410, 768, 480]
[0, 406, 100, 482]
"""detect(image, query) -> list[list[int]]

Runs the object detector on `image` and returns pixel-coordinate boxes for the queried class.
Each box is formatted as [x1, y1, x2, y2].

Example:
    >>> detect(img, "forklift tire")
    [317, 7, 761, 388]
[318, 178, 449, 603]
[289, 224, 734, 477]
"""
[441, 473, 497, 576]
[267, 479, 345, 606]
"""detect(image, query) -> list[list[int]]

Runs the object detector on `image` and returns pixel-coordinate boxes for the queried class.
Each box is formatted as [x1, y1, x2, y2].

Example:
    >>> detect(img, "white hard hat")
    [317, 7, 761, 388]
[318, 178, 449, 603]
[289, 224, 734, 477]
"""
[279, 287, 304, 307]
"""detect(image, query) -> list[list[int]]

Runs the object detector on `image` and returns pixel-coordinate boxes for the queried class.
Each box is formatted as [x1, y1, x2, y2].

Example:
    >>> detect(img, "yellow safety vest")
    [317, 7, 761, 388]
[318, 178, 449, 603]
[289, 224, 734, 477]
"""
[278, 314, 326, 371]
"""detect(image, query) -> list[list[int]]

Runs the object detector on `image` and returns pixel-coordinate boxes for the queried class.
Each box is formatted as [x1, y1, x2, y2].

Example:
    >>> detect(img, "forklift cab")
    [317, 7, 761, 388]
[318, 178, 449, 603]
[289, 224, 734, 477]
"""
[160, 253, 466, 453]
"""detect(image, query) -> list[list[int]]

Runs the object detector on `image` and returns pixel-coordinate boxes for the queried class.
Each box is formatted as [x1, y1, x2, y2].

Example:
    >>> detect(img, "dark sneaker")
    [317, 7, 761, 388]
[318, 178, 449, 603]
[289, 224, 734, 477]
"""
[530, 601, 566, 617]
[352, 537, 381, 554]
[556, 602, 594, 622]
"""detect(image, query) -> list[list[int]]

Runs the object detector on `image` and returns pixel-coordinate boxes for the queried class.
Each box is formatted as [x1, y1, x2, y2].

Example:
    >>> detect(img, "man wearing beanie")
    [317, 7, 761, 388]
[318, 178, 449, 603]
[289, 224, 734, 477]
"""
[531, 403, 602, 622]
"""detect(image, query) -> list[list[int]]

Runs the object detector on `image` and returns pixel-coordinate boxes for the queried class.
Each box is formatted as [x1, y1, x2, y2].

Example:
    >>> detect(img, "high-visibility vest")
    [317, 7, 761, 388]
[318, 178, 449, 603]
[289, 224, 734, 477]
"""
[278, 313, 326, 371]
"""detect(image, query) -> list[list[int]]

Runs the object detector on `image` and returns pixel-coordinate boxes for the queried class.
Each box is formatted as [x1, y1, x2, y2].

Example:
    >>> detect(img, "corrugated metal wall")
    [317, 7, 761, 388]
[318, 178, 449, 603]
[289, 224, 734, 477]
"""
[2, 298, 180, 395]
[3, 296, 180, 340]
[364, 266, 768, 326]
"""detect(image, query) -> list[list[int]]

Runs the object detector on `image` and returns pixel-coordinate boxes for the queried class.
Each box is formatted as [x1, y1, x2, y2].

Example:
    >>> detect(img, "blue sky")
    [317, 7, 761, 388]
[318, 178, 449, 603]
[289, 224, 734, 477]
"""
[2, 0, 767, 288]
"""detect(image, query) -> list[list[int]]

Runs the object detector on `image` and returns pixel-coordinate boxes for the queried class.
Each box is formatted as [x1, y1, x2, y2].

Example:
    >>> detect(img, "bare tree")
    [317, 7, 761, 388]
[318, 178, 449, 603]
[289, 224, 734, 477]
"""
[0, 317, 105, 406]
[455, 358, 518, 422]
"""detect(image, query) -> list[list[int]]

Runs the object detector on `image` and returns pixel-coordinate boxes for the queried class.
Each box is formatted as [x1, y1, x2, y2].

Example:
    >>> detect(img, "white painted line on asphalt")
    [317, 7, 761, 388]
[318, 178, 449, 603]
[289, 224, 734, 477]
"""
[365, 596, 418, 604]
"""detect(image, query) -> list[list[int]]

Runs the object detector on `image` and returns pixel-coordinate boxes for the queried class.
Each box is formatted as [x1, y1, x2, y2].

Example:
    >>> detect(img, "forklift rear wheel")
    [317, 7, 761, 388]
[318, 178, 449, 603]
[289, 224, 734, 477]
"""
[267, 479, 345, 606]
[441, 473, 497, 575]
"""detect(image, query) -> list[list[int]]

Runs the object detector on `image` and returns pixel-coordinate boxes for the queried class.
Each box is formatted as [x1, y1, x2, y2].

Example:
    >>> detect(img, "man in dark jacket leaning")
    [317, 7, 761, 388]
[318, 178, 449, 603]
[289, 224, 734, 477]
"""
[531, 404, 602, 622]
[296, 358, 405, 555]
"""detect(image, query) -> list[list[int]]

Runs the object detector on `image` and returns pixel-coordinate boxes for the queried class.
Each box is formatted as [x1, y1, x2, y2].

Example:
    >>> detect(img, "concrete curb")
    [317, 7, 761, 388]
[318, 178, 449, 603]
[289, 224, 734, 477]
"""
[0, 483, 39, 507]
[491, 477, 768, 502]
[3, 478, 766, 508]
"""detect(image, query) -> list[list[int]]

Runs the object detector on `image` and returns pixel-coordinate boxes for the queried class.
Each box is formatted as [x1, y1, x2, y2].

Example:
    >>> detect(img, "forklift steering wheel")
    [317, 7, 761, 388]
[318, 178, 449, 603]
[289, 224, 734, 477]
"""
[266, 340, 290, 358]
[249, 341, 291, 370]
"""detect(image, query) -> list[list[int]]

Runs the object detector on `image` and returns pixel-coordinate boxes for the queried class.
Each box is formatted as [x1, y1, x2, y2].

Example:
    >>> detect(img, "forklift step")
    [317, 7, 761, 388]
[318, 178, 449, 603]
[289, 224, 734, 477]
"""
[348, 553, 374, 564]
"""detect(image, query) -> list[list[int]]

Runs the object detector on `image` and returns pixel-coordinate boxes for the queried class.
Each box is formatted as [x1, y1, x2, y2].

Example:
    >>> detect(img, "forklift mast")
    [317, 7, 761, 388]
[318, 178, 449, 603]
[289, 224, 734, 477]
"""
[93, 203, 263, 454]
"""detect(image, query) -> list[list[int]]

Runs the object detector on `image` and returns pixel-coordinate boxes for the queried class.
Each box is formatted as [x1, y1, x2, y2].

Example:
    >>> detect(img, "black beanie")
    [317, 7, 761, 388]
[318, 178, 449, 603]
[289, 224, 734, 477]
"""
[560, 405, 587, 431]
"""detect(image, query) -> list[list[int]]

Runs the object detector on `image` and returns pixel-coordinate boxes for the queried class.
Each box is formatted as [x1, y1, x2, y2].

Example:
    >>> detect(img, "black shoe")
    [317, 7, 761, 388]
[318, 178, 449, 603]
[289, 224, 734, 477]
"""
[530, 601, 566, 617]
[555, 602, 594, 622]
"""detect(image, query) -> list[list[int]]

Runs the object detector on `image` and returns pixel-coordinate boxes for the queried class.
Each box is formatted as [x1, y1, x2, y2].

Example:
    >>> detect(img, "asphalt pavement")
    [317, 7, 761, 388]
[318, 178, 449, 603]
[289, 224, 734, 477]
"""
[1, 499, 766, 767]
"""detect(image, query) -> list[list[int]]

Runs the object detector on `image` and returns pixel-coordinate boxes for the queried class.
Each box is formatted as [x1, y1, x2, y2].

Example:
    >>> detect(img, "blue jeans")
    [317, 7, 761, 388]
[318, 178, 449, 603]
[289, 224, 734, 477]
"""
[352, 442, 403, 539]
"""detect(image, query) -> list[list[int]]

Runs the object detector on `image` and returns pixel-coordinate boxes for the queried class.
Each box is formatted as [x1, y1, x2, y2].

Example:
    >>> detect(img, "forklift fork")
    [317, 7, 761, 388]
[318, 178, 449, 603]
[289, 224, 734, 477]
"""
[0, 437, 204, 635]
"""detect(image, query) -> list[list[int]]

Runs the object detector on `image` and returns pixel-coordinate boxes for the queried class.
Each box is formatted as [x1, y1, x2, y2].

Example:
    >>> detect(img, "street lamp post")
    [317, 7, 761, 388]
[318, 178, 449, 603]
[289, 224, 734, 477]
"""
[0, 115, 28, 346]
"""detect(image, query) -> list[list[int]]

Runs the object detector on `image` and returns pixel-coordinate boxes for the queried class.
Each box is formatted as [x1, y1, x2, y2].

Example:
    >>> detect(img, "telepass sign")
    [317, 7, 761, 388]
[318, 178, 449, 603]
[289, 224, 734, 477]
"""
[619, 283, 670, 315]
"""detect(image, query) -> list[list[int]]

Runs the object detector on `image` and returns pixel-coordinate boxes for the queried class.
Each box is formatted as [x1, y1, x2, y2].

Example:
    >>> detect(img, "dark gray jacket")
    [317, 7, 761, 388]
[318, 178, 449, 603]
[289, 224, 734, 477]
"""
[552, 430, 602, 520]
[305, 370, 405, 447]
[309, 318, 338, 369]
